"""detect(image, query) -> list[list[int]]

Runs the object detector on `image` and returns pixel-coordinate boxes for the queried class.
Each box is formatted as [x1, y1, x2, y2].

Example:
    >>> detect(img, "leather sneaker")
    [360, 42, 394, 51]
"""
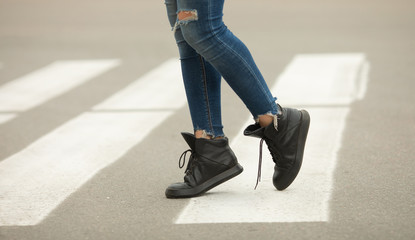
[244, 105, 310, 190]
[165, 132, 243, 198]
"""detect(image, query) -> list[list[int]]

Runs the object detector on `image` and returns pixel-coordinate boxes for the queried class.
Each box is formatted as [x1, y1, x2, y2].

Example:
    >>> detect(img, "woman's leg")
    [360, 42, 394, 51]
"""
[164, 0, 243, 199]
[165, 0, 224, 139]
[174, 0, 310, 192]
[175, 0, 279, 121]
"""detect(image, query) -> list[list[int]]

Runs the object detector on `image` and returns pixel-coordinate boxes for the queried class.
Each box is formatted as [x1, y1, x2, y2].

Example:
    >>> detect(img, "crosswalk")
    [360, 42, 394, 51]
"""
[0, 54, 369, 226]
[0, 60, 121, 125]
[0, 59, 185, 226]
[176, 53, 370, 223]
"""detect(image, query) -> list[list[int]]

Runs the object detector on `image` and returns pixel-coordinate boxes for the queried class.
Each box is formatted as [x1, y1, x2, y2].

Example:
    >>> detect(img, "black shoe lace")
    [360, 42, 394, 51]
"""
[254, 138, 265, 189]
[178, 149, 196, 174]
[255, 137, 283, 189]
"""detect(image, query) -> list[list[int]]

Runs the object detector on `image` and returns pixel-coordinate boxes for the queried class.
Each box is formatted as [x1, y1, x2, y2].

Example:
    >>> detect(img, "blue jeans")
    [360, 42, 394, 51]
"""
[165, 0, 278, 138]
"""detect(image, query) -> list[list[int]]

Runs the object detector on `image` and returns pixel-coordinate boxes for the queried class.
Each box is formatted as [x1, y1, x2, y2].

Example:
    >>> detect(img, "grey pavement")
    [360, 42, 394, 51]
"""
[0, 0, 414, 239]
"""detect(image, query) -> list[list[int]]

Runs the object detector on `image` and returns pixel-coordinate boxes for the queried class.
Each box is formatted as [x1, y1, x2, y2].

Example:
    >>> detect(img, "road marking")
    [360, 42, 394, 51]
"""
[0, 59, 120, 112]
[0, 112, 172, 226]
[0, 58, 184, 226]
[0, 62, 17, 123]
[94, 58, 185, 110]
[0, 114, 17, 124]
[274, 53, 369, 105]
[175, 53, 369, 224]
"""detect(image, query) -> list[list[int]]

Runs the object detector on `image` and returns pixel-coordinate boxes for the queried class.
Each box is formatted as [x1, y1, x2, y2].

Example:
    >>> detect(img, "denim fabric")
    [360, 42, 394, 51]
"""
[165, 0, 278, 138]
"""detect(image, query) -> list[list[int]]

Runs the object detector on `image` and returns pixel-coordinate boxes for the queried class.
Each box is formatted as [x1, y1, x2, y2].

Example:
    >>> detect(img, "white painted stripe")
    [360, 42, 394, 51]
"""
[274, 53, 367, 106]
[0, 114, 17, 124]
[0, 58, 185, 226]
[356, 60, 370, 100]
[94, 59, 184, 110]
[0, 111, 173, 226]
[0, 59, 121, 112]
[176, 53, 369, 224]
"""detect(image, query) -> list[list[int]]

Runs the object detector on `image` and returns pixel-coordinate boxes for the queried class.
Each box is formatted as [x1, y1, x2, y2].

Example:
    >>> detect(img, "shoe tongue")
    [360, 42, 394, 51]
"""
[244, 123, 265, 138]
[181, 132, 196, 150]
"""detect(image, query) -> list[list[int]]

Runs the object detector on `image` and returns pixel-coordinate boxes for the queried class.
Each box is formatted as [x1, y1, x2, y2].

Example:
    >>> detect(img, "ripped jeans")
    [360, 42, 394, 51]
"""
[165, 0, 278, 138]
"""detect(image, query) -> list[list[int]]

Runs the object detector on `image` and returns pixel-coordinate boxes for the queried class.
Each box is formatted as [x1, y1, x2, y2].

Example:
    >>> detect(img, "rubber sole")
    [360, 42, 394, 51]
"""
[165, 163, 244, 198]
[274, 109, 310, 190]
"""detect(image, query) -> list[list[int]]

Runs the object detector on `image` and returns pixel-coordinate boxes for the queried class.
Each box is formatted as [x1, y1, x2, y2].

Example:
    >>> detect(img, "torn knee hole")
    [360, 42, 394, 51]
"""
[172, 10, 198, 33]
[178, 10, 198, 21]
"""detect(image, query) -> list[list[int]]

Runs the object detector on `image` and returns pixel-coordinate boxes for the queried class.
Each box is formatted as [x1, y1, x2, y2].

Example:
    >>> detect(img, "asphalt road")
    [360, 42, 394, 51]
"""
[0, 0, 414, 239]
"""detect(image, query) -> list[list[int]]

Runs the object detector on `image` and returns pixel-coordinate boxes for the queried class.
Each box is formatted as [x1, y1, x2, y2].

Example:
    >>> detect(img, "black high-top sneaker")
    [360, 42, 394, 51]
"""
[165, 132, 243, 198]
[244, 105, 310, 190]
